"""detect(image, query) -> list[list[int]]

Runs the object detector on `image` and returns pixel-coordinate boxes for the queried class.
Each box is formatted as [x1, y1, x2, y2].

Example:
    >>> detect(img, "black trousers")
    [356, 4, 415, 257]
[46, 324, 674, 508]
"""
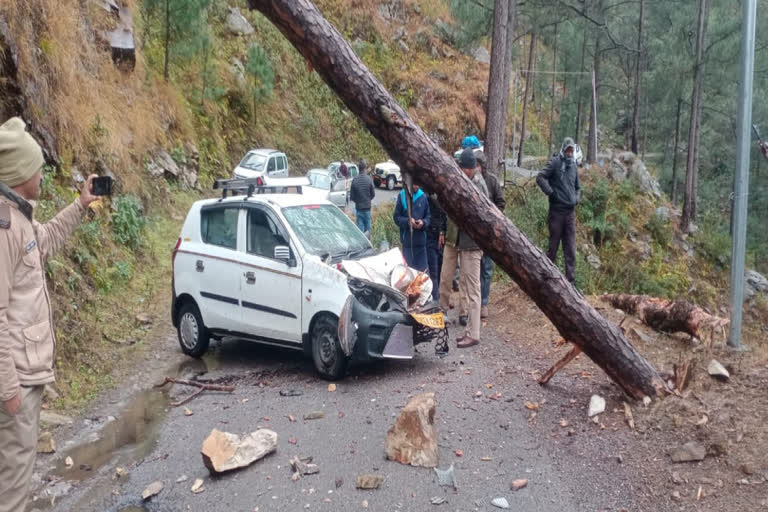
[546, 208, 576, 283]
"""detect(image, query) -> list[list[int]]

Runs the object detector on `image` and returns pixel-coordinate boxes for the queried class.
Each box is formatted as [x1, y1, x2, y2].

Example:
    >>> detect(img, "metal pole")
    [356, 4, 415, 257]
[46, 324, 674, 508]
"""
[591, 70, 598, 160]
[728, 0, 757, 350]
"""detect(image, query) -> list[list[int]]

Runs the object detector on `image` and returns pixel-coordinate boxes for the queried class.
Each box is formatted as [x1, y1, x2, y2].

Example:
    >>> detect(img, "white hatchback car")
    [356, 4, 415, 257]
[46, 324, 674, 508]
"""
[171, 178, 442, 379]
[233, 149, 290, 179]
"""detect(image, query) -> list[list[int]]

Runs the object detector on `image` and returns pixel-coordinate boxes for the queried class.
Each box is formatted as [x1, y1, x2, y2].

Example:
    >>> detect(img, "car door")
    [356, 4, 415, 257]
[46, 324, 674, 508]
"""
[328, 176, 347, 207]
[196, 205, 243, 332]
[267, 156, 278, 177]
[239, 205, 303, 343]
[280, 156, 289, 177]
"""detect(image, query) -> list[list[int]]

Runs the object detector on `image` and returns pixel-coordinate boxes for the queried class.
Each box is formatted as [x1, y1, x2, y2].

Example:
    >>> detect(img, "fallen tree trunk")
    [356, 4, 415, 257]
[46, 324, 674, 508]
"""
[246, 0, 667, 399]
[602, 294, 729, 340]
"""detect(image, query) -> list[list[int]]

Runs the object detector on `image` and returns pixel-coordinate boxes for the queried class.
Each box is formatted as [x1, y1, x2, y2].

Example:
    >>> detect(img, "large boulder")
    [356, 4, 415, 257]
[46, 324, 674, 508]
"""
[146, 148, 198, 189]
[611, 152, 661, 198]
[385, 392, 438, 467]
[745, 270, 768, 301]
[226, 7, 254, 36]
[201, 429, 277, 474]
[470, 46, 491, 64]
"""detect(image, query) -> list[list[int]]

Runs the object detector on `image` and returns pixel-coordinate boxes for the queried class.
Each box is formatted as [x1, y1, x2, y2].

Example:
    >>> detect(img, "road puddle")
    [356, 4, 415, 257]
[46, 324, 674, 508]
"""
[52, 388, 169, 482]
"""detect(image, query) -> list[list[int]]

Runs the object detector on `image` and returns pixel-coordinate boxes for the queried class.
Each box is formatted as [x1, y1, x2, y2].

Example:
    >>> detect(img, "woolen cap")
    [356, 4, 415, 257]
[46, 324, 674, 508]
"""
[0, 117, 44, 187]
[458, 148, 477, 169]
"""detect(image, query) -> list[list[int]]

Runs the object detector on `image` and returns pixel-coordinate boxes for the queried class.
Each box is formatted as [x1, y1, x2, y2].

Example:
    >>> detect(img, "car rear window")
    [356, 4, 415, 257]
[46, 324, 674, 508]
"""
[201, 208, 238, 249]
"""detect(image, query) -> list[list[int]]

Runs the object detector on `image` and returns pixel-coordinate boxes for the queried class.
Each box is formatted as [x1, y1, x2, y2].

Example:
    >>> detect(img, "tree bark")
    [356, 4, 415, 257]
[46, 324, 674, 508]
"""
[246, 0, 667, 400]
[681, 0, 708, 232]
[587, 32, 600, 164]
[484, 0, 509, 178]
[549, 24, 558, 154]
[163, 0, 170, 81]
[631, 0, 644, 154]
[671, 97, 682, 204]
[516, 34, 536, 168]
[575, 24, 588, 144]
[498, 0, 517, 168]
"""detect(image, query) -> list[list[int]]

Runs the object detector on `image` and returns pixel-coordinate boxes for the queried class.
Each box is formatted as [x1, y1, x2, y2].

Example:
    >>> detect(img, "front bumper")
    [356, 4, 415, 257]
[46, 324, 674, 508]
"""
[339, 295, 418, 361]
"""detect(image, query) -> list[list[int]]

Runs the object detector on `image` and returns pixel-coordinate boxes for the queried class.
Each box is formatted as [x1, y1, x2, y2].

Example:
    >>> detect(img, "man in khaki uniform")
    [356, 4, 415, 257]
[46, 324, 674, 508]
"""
[0, 117, 97, 511]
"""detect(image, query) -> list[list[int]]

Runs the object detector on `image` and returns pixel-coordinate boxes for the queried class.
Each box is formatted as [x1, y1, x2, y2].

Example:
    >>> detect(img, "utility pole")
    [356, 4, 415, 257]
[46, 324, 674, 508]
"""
[728, 0, 756, 350]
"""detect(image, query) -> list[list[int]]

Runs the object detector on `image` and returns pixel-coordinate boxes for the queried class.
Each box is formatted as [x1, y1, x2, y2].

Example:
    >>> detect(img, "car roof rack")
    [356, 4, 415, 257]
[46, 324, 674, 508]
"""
[213, 177, 304, 200]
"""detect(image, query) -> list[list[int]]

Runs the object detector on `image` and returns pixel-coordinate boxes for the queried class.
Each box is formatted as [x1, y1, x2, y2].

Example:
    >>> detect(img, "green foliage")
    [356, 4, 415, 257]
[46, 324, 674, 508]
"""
[370, 203, 400, 250]
[112, 195, 146, 250]
[645, 212, 673, 249]
[246, 43, 274, 104]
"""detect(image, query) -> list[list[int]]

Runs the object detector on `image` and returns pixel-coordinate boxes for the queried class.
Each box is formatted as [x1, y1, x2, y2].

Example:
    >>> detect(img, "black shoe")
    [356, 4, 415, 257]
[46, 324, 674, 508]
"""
[459, 315, 468, 326]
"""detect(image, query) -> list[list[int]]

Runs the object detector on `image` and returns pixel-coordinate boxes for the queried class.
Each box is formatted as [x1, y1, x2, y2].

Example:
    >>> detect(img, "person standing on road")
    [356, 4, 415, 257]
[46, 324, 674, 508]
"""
[536, 137, 581, 284]
[439, 149, 488, 348]
[339, 160, 348, 179]
[349, 159, 375, 236]
[475, 151, 505, 319]
[0, 117, 99, 512]
[426, 192, 446, 301]
[393, 183, 430, 272]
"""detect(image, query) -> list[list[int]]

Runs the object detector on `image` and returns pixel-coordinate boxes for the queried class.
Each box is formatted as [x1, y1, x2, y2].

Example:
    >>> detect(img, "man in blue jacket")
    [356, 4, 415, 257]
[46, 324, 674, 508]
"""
[393, 183, 430, 272]
[536, 137, 581, 283]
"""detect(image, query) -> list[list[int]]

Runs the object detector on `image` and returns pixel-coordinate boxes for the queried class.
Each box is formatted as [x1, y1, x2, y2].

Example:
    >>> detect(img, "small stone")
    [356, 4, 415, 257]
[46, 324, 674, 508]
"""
[355, 474, 384, 489]
[328, 384, 336, 392]
[430, 496, 446, 505]
[708, 360, 730, 381]
[588, 395, 606, 417]
[740, 463, 756, 475]
[335, 477, 343, 488]
[115, 467, 126, 479]
[433, 464, 457, 489]
[304, 411, 325, 420]
[65, 456, 74, 468]
[176, 474, 188, 483]
[643, 396, 652, 407]
[280, 389, 303, 397]
[671, 491, 682, 502]
[491, 497, 510, 509]
[671, 471, 684, 484]
[184, 407, 193, 416]
[191, 478, 204, 494]
[37, 432, 56, 454]
[511, 478, 528, 491]
[670, 441, 706, 463]
[40, 411, 74, 427]
[362, 500, 369, 508]
[142, 481, 164, 500]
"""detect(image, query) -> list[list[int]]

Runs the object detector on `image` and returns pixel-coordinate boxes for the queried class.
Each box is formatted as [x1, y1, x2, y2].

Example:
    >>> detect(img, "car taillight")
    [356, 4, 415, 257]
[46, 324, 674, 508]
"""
[256, 176, 264, 186]
[172, 237, 181, 269]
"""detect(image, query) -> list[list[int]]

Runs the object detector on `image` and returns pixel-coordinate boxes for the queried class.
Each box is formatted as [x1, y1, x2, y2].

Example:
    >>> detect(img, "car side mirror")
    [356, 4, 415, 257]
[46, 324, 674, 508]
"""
[274, 245, 290, 260]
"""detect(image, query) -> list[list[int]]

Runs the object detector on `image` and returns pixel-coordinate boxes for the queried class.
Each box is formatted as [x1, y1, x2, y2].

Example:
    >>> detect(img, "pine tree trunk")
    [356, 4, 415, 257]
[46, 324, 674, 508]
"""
[631, 0, 645, 154]
[245, 0, 667, 399]
[549, 24, 558, 154]
[484, 0, 509, 177]
[498, 0, 517, 167]
[671, 97, 682, 204]
[681, 0, 708, 232]
[575, 25, 588, 144]
[517, 34, 536, 167]
[587, 32, 601, 164]
[163, 0, 170, 81]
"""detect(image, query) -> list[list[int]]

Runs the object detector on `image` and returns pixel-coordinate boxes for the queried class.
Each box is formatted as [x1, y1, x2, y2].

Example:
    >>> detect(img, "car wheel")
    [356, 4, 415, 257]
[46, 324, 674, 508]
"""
[177, 301, 211, 358]
[311, 314, 348, 380]
[386, 176, 395, 190]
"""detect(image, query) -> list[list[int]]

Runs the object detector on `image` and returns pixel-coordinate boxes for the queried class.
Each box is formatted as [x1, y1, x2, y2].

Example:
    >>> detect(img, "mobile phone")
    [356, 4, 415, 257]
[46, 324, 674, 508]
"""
[91, 176, 114, 196]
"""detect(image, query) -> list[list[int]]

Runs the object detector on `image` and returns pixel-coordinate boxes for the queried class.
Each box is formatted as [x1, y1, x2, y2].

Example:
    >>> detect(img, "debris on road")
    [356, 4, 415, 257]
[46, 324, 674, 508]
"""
[191, 478, 204, 494]
[280, 389, 304, 397]
[176, 474, 188, 483]
[288, 436, 297, 445]
[588, 395, 606, 417]
[623, 402, 635, 430]
[201, 428, 278, 474]
[114, 467, 126, 479]
[328, 383, 337, 392]
[356, 474, 385, 489]
[65, 456, 74, 468]
[385, 392, 438, 468]
[289, 455, 319, 480]
[304, 411, 325, 420]
[184, 407, 193, 417]
[430, 496, 446, 505]
[155, 377, 235, 407]
[288, 415, 296, 422]
[669, 441, 706, 463]
[707, 360, 730, 381]
[37, 432, 56, 453]
[511, 478, 528, 491]
[433, 464, 457, 490]
[335, 477, 344, 488]
[142, 480, 164, 500]
[454, 450, 463, 457]
[524, 401, 538, 410]
[491, 497, 510, 508]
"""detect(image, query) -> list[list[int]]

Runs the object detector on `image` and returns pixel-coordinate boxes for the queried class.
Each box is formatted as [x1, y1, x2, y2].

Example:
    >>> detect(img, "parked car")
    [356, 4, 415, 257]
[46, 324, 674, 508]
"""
[171, 178, 442, 380]
[372, 160, 402, 190]
[233, 149, 290, 179]
[327, 161, 359, 182]
[305, 168, 348, 208]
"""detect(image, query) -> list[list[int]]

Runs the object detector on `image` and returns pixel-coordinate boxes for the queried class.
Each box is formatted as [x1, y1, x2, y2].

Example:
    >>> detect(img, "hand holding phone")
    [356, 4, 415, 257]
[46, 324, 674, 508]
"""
[91, 176, 114, 196]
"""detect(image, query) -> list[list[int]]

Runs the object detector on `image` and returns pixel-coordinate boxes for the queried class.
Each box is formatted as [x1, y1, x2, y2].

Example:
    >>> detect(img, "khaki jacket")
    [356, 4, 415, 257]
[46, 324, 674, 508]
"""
[0, 192, 85, 401]
[445, 171, 489, 251]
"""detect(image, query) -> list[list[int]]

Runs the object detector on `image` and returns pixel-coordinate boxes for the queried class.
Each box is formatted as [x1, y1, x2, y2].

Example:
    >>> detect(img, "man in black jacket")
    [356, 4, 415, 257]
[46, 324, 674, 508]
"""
[536, 137, 581, 283]
[426, 193, 446, 301]
[475, 151, 506, 318]
[349, 159, 375, 236]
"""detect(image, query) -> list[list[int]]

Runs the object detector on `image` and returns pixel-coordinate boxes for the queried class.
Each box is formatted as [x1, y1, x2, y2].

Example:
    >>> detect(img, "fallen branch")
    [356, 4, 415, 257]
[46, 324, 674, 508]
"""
[154, 377, 235, 407]
[602, 294, 729, 341]
[538, 345, 582, 385]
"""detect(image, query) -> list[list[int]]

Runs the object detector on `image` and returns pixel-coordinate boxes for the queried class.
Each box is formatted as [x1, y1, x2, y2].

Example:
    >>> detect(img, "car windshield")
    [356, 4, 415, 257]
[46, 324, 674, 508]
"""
[239, 153, 267, 171]
[307, 172, 331, 190]
[282, 204, 370, 258]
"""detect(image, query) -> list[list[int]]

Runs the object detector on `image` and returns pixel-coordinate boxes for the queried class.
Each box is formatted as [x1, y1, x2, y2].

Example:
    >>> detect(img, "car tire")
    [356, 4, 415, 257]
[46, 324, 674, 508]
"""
[386, 175, 396, 191]
[177, 301, 211, 358]
[311, 314, 348, 380]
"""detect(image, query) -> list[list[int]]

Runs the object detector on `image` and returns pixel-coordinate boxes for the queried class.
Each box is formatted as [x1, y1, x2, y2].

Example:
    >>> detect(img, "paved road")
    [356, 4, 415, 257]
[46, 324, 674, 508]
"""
[31, 304, 639, 512]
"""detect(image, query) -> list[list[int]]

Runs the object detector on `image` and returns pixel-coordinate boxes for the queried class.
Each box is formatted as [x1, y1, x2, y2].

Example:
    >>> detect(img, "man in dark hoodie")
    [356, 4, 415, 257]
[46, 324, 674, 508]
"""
[536, 137, 581, 283]
[393, 183, 430, 272]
